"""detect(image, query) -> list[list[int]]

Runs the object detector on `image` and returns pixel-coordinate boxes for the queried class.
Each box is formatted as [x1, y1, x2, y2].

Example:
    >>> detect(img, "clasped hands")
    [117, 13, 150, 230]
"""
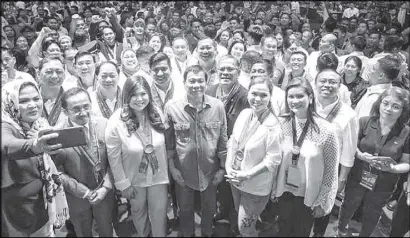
[224, 170, 250, 186]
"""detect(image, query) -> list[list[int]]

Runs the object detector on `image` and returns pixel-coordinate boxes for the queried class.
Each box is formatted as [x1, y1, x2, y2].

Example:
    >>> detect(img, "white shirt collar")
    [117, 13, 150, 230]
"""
[316, 97, 340, 118]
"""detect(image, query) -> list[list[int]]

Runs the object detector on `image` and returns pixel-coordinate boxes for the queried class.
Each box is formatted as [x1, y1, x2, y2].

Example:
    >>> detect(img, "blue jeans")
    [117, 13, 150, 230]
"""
[175, 183, 217, 237]
[231, 186, 270, 237]
[338, 179, 392, 237]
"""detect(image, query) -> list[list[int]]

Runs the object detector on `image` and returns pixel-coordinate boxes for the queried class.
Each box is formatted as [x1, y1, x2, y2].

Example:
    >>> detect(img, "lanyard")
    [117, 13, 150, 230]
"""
[291, 116, 311, 165]
[237, 109, 270, 152]
[325, 100, 342, 123]
[106, 43, 116, 60]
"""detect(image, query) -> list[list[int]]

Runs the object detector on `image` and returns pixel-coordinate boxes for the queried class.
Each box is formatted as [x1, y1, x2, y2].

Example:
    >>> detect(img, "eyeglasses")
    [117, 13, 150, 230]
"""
[217, 66, 237, 73]
[381, 100, 403, 111]
[68, 105, 91, 114]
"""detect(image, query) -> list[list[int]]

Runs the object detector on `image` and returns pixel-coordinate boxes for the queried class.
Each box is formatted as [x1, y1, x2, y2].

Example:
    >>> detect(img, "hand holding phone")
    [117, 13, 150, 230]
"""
[44, 127, 87, 149]
[32, 128, 63, 155]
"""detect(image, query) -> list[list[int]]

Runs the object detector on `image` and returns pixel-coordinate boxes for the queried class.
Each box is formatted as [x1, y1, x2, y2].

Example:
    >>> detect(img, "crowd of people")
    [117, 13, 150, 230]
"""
[1, 0, 410, 237]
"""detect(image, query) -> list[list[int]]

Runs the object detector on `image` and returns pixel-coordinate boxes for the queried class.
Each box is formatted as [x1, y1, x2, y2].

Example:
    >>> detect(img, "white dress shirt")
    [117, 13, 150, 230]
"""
[238, 70, 251, 90]
[316, 98, 359, 167]
[271, 86, 286, 117]
[355, 83, 391, 118]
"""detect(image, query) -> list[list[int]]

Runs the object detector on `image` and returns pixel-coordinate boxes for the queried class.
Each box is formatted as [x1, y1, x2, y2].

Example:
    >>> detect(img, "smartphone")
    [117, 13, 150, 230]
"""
[44, 126, 87, 148]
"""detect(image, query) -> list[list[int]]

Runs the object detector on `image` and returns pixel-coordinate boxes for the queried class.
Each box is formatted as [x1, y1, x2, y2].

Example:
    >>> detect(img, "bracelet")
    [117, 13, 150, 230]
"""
[339, 179, 347, 183]
[246, 173, 252, 180]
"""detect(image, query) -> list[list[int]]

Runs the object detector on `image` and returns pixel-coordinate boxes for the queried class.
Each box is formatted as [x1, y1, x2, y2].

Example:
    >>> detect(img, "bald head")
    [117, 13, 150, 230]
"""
[319, 34, 337, 53]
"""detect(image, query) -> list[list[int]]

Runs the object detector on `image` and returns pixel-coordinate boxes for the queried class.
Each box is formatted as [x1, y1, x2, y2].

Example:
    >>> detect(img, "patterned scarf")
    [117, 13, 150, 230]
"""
[96, 87, 122, 119]
[1, 79, 70, 229]
[42, 87, 64, 126]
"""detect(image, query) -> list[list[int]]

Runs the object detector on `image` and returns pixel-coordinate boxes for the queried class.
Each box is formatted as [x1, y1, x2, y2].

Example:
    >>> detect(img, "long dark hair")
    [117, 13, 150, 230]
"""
[283, 77, 320, 133]
[120, 75, 165, 135]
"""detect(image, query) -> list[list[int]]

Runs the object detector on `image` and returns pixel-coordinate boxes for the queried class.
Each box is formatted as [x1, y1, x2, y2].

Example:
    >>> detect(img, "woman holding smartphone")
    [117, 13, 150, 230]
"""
[337, 86, 410, 237]
[105, 75, 169, 237]
[1, 79, 69, 236]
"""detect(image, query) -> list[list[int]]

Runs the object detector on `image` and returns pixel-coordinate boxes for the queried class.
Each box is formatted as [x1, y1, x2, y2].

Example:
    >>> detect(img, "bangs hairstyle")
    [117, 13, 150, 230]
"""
[148, 33, 167, 52]
[120, 75, 165, 134]
[248, 76, 276, 116]
[228, 39, 247, 55]
[370, 86, 410, 127]
[284, 77, 320, 133]
[344, 56, 362, 73]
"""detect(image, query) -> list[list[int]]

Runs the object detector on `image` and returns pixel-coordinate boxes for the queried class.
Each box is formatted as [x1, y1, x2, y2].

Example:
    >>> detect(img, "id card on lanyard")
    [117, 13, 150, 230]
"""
[285, 117, 310, 189]
[359, 128, 389, 191]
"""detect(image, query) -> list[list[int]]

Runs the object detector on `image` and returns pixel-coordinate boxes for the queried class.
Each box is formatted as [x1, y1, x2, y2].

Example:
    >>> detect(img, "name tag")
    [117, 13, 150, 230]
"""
[359, 170, 378, 191]
[286, 165, 301, 189]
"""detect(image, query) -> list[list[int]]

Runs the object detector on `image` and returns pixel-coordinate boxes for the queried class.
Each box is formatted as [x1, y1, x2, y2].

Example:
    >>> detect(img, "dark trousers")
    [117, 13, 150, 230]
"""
[70, 191, 115, 237]
[390, 191, 409, 237]
[277, 192, 315, 237]
[217, 179, 238, 230]
[313, 213, 331, 236]
[175, 183, 217, 237]
[338, 179, 392, 237]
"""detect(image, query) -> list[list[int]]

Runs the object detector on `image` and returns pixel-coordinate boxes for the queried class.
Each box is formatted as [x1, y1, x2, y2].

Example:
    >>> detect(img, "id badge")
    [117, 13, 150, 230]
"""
[359, 170, 378, 191]
[286, 165, 301, 188]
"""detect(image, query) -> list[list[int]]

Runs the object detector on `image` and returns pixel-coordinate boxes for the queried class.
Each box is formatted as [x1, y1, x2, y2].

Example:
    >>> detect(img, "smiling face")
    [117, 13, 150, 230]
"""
[218, 58, 239, 87]
[19, 84, 43, 124]
[149, 35, 162, 53]
[262, 37, 278, 59]
[290, 53, 306, 72]
[40, 60, 65, 89]
[185, 70, 207, 98]
[64, 91, 91, 126]
[102, 27, 115, 45]
[344, 59, 360, 77]
[250, 63, 269, 80]
[248, 83, 271, 114]
[172, 38, 189, 59]
[379, 95, 403, 123]
[151, 59, 171, 85]
[315, 71, 341, 99]
[230, 42, 245, 60]
[97, 63, 119, 90]
[197, 39, 216, 61]
[122, 50, 138, 69]
[75, 55, 96, 80]
[59, 37, 72, 51]
[286, 86, 312, 117]
[129, 84, 150, 112]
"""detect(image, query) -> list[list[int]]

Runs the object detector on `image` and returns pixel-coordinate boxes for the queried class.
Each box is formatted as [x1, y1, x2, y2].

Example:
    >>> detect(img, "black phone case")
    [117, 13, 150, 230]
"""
[46, 127, 87, 148]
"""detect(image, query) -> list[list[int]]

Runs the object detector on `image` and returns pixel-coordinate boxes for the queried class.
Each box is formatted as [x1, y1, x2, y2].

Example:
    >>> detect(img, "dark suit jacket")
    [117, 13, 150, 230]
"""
[52, 117, 113, 215]
[206, 84, 249, 137]
[1, 122, 48, 235]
